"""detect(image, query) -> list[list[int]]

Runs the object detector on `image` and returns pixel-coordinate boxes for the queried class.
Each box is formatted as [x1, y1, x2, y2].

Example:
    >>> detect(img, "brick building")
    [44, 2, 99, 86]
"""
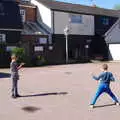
[17, 0, 49, 66]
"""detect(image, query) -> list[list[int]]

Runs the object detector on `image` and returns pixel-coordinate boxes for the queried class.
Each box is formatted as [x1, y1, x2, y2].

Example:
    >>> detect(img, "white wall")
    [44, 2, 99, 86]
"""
[31, 0, 52, 30]
[54, 11, 95, 35]
[105, 23, 120, 43]
[109, 44, 120, 60]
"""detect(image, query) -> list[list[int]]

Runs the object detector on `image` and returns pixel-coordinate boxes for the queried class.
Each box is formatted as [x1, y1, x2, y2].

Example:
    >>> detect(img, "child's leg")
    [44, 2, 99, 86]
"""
[12, 79, 15, 96]
[106, 87, 119, 102]
[14, 80, 18, 96]
[91, 85, 104, 105]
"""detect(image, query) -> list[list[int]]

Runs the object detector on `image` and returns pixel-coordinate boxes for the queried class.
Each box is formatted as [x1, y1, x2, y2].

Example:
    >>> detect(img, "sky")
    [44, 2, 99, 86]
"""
[56, 0, 120, 9]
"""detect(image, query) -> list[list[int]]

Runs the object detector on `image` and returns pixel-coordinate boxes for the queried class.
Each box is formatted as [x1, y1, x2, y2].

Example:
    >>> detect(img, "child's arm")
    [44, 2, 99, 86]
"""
[17, 63, 25, 70]
[93, 73, 103, 81]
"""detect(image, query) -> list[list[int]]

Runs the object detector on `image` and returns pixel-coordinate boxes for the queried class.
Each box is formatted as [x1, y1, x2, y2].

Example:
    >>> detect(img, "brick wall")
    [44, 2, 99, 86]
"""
[20, 5, 37, 22]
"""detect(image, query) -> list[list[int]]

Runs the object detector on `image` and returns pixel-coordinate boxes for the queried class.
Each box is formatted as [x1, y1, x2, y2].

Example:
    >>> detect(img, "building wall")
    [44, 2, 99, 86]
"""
[31, 0, 52, 29]
[104, 20, 120, 60]
[20, 5, 36, 22]
[108, 44, 120, 60]
[0, 1, 22, 29]
[105, 23, 120, 44]
[53, 11, 95, 35]
[95, 15, 118, 35]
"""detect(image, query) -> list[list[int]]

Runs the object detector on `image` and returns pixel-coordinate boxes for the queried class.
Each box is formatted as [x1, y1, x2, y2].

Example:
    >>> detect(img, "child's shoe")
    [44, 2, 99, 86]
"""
[90, 104, 94, 108]
[115, 102, 120, 106]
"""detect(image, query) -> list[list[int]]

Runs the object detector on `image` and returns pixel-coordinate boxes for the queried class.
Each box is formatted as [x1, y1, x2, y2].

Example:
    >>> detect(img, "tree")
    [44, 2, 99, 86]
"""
[113, 4, 120, 10]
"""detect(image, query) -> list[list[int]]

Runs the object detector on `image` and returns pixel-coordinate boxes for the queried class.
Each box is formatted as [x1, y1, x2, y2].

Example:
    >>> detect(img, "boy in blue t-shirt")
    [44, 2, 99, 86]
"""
[90, 64, 119, 108]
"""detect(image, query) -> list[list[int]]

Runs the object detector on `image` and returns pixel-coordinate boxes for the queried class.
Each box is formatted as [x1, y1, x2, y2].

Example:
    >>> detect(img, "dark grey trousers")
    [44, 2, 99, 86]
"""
[12, 79, 18, 96]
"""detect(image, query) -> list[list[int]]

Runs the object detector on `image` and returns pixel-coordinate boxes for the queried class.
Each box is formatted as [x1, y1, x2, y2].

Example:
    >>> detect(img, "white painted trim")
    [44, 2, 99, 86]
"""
[0, 28, 22, 31]
[19, 4, 36, 8]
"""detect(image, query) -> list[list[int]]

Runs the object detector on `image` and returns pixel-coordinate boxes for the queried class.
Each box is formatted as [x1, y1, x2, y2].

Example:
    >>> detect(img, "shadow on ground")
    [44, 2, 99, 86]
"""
[22, 106, 41, 113]
[0, 72, 10, 78]
[94, 103, 116, 108]
[20, 92, 68, 98]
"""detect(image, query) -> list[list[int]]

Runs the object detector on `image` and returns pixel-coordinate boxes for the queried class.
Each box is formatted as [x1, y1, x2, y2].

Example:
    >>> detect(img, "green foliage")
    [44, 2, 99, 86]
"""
[113, 4, 120, 10]
[11, 47, 25, 63]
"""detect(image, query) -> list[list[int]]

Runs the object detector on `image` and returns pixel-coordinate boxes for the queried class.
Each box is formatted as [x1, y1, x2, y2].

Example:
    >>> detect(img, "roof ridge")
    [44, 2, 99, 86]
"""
[35, 0, 120, 17]
[36, 0, 119, 11]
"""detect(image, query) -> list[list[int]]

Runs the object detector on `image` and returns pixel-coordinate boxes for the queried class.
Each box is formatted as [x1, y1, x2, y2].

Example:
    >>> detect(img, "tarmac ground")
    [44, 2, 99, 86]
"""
[0, 62, 120, 120]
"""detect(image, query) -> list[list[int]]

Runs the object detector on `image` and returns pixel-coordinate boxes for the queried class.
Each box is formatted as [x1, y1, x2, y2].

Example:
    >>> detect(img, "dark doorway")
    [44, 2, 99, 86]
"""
[89, 34, 108, 60]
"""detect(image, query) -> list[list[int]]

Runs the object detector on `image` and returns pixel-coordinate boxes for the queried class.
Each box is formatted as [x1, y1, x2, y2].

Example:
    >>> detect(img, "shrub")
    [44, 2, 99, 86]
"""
[11, 47, 25, 63]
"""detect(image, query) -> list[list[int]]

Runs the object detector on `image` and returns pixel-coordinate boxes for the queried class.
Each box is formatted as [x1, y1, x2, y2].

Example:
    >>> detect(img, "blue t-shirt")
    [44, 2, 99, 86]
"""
[93, 71, 115, 84]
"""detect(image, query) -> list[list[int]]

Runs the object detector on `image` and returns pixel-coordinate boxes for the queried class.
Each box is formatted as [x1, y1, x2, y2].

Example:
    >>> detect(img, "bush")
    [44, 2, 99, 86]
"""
[11, 47, 25, 64]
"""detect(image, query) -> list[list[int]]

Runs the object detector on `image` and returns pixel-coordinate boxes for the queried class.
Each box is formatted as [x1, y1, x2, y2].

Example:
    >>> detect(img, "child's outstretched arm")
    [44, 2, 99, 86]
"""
[93, 73, 104, 81]
[17, 63, 25, 70]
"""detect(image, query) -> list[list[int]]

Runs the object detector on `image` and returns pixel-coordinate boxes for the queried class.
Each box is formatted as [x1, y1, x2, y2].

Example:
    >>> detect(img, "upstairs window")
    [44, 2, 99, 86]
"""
[20, 9, 26, 22]
[0, 34, 6, 43]
[101, 17, 109, 25]
[70, 14, 83, 24]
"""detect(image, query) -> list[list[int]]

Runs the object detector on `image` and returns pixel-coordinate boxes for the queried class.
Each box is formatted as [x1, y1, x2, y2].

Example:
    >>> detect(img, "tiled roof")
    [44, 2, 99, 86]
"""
[36, 0, 120, 17]
[22, 22, 45, 35]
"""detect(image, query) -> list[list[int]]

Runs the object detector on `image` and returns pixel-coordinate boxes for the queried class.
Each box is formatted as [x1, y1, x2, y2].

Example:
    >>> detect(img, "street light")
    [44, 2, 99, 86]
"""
[64, 26, 69, 64]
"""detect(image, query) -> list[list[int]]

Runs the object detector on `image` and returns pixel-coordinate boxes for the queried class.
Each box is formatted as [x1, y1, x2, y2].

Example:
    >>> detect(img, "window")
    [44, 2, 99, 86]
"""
[0, 34, 6, 43]
[21, 0, 31, 2]
[70, 14, 83, 24]
[102, 17, 109, 25]
[20, 9, 26, 22]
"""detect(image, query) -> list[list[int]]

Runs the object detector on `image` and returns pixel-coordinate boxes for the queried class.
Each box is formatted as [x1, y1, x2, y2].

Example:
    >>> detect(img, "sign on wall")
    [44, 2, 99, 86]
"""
[39, 38, 47, 44]
[34, 46, 44, 52]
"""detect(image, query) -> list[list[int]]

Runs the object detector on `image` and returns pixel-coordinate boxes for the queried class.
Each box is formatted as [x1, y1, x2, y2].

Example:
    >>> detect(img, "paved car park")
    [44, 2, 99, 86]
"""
[0, 62, 120, 120]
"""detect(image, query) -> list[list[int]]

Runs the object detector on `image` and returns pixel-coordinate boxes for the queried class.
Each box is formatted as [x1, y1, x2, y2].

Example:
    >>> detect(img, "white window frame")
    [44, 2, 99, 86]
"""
[20, 9, 26, 23]
[0, 34, 6, 43]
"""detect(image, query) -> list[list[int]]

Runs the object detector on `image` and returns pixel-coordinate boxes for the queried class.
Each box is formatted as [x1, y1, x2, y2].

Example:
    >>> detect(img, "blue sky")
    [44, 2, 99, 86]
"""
[56, 0, 120, 9]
